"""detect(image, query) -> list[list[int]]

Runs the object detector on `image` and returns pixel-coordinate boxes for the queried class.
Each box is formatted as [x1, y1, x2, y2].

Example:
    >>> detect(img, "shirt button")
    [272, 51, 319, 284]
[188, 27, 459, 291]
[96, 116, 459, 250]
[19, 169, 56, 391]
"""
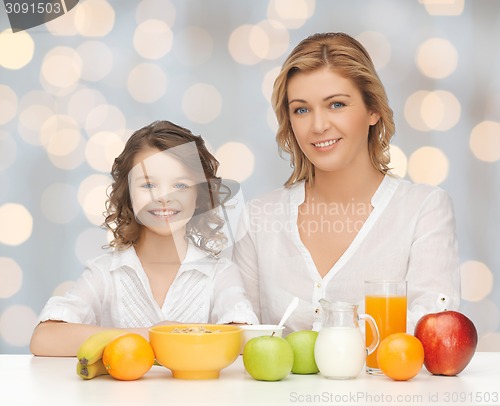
[314, 308, 320, 314]
[316, 282, 321, 288]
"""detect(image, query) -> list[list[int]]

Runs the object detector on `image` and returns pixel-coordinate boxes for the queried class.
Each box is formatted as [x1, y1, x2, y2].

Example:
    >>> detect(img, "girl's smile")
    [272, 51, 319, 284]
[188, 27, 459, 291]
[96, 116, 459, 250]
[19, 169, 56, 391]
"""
[147, 208, 181, 219]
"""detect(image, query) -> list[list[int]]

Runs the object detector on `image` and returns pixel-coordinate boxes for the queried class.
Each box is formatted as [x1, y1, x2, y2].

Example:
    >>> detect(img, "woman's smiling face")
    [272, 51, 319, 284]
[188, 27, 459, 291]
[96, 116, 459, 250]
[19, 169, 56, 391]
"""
[287, 67, 380, 175]
[128, 146, 198, 238]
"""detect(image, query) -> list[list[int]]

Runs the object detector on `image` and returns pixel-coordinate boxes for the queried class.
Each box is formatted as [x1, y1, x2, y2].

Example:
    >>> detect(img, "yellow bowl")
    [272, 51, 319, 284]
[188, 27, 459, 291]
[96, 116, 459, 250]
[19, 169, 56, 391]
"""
[149, 324, 242, 379]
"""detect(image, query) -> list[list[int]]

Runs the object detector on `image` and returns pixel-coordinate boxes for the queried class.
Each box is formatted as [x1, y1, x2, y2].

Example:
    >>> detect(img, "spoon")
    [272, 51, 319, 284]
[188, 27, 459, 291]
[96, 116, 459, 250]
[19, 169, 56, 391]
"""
[277, 297, 300, 329]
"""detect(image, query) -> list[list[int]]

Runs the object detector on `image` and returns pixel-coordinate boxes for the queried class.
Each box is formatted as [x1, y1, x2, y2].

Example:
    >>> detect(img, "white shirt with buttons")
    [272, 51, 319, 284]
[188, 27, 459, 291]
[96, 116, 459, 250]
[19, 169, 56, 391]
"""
[37, 242, 259, 327]
[233, 175, 461, 335]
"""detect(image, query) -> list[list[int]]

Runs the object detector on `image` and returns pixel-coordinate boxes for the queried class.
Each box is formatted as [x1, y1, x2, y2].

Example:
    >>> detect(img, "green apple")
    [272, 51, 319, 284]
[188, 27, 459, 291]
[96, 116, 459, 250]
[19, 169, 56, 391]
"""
[285, 330, 319, 374]
[242, 336, 294, 381]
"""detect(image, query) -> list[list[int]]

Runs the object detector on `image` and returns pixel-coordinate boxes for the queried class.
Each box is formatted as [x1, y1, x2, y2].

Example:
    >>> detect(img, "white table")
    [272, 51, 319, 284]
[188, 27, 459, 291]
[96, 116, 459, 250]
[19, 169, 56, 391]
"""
[1, 353, 499, 406]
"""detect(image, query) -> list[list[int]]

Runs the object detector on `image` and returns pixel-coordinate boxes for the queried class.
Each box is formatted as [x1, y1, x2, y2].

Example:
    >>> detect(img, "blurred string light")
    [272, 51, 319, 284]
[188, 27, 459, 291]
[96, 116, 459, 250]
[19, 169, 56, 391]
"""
[416, 38, 458, 79]
[0, 85, 18, 125]
[0, 258, 22, 298]
[182, 83, 222, 124]
[0, 203, 33, 246]
[419, 0, 465, 16]
[408, 146, 449, 186]
[127, 63, 168, 103]
[267, 0, 315, 29]
[77, 41, 113, 81]
[470, 121, 500, 162]
[461, 261, 494, 302]
[0, 29, 34, 69]
[133, 20, 173, 60]
[216, 142, 256, 183]
[0, 131, 17, 171]
[404, 90, 460, 132]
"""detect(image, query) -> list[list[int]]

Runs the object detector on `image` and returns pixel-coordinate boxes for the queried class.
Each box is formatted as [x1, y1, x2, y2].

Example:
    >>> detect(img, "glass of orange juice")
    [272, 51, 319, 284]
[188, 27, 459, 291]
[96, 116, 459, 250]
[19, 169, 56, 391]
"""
[364, 280, 407, 375]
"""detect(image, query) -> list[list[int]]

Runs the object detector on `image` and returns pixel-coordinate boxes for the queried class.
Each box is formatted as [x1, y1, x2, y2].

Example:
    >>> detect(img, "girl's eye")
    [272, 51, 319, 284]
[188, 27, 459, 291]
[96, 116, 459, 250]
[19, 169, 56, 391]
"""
[331, 101, 345, 109]
[174, 183, 190, 190]
[141, 182, 155, 189]
[294, 107, 309, 115]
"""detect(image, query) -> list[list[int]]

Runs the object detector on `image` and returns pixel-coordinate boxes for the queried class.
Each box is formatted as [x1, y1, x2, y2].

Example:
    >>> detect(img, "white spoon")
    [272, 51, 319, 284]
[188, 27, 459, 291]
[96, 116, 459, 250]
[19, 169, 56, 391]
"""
[277, 297, 300, 329]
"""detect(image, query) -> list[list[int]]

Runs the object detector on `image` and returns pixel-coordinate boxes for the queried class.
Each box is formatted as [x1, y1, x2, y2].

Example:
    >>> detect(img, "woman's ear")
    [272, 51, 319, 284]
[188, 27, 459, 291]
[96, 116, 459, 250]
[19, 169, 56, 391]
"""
[369, 111, 381, 126]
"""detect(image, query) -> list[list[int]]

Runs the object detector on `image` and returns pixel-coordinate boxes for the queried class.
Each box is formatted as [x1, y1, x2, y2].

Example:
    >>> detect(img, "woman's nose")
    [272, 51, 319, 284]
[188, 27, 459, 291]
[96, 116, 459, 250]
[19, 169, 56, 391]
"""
[312, 110, 330, 134]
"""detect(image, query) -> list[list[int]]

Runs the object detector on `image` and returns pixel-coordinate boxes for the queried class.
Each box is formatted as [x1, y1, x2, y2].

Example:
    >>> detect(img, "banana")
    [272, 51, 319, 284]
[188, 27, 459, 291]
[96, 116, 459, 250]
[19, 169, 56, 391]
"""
[77, 329, 124, 366]
[76, 359, 109, 380]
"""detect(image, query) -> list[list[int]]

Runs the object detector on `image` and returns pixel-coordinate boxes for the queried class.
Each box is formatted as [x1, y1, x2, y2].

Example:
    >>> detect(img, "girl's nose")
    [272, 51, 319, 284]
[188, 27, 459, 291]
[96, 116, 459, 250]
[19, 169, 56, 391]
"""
[154, 189, 172, 204]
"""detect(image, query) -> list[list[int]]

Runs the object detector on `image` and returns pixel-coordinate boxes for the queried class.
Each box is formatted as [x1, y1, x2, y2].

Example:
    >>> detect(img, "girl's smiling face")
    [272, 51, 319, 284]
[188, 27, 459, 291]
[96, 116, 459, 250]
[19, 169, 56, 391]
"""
[128, 146, 198, 238]
[287, 67, 380, 176]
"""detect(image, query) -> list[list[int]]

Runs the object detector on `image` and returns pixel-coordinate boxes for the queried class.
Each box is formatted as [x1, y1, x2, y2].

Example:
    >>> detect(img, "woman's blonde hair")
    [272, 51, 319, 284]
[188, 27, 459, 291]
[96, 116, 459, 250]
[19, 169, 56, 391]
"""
[104, 120, 226, 256]
[272, 32, 395, 187]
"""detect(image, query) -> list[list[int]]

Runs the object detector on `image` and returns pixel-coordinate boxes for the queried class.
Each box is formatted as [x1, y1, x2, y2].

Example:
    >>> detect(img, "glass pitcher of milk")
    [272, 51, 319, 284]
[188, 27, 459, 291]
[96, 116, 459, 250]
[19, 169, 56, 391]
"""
[314, 299, 380, 379]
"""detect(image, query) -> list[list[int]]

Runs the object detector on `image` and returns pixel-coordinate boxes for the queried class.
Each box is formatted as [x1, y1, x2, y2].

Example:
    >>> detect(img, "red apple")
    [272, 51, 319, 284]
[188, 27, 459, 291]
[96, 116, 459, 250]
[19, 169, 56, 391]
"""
[414, 310, 478, 376]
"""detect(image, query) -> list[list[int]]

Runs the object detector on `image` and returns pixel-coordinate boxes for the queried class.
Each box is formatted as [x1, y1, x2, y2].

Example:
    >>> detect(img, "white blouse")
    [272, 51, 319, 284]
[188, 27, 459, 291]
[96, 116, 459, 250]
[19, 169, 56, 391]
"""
[233, 175, 461, 334]
[38, 242, 258, 327]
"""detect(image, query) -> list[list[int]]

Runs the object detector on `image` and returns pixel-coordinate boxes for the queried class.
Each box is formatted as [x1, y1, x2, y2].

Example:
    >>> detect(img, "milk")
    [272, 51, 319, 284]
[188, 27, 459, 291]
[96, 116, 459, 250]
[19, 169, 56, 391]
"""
[314, 326, 366, 379]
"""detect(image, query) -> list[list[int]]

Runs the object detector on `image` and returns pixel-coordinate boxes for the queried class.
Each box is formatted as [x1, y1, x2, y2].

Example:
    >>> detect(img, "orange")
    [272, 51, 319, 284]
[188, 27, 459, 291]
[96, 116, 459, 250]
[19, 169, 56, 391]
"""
[102, 333, 155, 381]
[376, 333, 424, 381]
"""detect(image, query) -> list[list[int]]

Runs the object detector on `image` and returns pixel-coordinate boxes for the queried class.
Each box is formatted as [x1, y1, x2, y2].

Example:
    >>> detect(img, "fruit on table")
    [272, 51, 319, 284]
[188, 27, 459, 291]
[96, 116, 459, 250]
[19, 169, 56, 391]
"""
[77, 329, 125, 366]
[376, 332, 424, 381]
[243, 335, 294, 381]
[285, 330, 319, 374]
[414, 310, 478, 376]
[102, 333, 155, 381]
[76, 359, 109, 380]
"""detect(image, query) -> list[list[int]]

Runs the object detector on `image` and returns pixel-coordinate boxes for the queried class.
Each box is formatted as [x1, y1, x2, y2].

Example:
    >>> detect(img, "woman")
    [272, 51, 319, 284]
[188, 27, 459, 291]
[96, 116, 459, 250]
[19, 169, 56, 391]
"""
[233, 32, 460, 333]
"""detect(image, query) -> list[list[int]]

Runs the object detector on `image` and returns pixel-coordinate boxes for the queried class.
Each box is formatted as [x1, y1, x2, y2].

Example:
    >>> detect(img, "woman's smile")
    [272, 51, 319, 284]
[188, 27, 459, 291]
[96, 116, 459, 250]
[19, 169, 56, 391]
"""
[311, 138, 342, 150]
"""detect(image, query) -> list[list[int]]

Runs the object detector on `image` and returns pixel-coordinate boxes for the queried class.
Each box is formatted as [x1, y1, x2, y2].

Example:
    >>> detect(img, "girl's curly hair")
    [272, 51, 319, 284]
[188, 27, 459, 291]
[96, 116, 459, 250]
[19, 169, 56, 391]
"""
[103, 120, 226, 256]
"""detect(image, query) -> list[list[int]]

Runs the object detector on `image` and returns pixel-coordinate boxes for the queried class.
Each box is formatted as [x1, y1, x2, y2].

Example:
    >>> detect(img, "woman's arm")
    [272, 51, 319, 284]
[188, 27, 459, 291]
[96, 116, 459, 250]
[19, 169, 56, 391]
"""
[210, 259, 259, 325]
[232, 203, 262, 320]
[406, 188, 461, 329]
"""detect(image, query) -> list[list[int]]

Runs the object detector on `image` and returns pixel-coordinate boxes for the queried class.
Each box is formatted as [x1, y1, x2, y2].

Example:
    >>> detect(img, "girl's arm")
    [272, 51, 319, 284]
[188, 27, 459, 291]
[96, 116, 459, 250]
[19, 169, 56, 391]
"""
[30, 319, 178, 357]
[29, 320, 151, 357]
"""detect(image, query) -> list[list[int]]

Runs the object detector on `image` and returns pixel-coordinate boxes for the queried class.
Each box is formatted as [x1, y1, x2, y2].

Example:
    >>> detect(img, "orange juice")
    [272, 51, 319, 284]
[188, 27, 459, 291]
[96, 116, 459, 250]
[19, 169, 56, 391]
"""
[365, 295, 407, 369]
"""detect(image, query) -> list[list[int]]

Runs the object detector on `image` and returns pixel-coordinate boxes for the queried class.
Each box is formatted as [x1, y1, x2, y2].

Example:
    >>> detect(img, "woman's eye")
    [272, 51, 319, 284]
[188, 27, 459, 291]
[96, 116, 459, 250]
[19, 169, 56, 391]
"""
[294, 107, 309, 115]
[174, 183, 190, 190]
[331, 101, 345, 109]
[141, 182, 155, 189]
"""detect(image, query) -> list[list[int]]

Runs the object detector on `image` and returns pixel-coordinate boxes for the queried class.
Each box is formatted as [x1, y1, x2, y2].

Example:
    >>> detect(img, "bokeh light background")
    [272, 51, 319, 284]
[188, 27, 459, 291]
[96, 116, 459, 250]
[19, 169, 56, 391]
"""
[0, 0, 499, 353]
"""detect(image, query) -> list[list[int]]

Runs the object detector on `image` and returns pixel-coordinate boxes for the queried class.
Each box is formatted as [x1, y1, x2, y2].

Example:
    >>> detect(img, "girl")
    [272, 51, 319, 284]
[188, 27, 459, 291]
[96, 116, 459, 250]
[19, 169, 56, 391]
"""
[233, 32, 460, 334]
[31, 120, 257, 356]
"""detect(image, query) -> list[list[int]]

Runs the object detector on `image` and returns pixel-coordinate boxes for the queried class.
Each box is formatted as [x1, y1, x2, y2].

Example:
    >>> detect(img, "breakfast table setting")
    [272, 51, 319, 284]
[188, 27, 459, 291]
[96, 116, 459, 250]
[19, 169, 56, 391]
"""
[1, 351, 499, 406]
[4, 289, 499, 406]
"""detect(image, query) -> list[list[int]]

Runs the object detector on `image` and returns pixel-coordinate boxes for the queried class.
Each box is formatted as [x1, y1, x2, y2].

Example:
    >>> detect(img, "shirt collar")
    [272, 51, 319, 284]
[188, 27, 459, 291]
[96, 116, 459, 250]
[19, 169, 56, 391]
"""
[371, 174, 400, 208]
[109, 241, 216, 276]
[288, 175, 399, 209]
